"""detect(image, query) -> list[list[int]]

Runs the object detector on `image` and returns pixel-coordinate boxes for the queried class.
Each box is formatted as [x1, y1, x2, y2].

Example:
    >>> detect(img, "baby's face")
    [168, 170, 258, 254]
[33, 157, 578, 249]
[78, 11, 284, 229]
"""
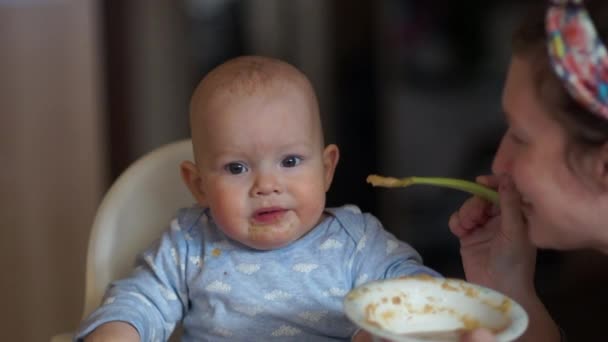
[191, 82, 338, 250]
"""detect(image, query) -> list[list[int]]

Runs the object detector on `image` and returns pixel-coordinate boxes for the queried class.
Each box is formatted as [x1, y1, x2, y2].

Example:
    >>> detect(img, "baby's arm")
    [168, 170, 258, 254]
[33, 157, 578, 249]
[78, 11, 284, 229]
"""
[83, 322, 140, 342]
[350, 215, 437, 341]
[350, 213, 441, 284]
[76, 217, 193, 341]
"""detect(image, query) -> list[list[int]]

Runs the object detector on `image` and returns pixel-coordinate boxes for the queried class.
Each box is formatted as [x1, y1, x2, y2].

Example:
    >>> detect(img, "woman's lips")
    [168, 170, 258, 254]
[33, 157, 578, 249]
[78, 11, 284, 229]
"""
[252, 208, 287, 224]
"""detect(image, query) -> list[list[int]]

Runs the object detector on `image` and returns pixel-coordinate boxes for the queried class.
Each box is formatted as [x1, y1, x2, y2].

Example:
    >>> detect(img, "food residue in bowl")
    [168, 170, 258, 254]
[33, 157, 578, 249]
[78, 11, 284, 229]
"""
[352, 278, 514, 337]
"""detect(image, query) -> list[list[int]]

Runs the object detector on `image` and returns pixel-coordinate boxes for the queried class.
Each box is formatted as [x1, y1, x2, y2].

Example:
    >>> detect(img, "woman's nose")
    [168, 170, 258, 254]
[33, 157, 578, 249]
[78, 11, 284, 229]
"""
[251, 171, 282, 196]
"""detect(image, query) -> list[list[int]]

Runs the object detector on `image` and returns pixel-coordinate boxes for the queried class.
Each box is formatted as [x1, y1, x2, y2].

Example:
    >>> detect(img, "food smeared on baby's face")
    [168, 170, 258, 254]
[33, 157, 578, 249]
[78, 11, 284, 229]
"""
[247, 210, 300, 249]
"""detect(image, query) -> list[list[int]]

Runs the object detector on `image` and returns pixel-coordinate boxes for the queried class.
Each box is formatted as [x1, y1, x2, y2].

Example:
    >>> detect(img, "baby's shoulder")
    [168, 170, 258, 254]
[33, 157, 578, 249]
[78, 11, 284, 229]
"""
[173, 204, 209, 235]
[325, 204, 383, 240]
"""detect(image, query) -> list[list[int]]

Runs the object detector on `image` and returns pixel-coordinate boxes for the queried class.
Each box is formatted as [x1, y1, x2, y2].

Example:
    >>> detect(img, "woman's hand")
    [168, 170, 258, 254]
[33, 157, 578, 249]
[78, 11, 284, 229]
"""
[460, 329, 497, 342]
[448, 175, 536, 297]
[354, 328, 498, 342]
[450, 175, 561, 342]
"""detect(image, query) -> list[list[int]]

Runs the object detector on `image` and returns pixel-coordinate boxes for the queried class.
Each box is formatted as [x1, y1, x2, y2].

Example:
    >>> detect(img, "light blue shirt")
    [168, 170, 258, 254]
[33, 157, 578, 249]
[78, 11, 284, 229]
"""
[76, 205, 440, 341]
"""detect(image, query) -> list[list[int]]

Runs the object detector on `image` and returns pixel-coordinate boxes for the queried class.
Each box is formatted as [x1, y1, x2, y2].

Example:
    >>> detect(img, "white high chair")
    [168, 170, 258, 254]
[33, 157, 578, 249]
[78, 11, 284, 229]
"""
[51, 139, 194, 342]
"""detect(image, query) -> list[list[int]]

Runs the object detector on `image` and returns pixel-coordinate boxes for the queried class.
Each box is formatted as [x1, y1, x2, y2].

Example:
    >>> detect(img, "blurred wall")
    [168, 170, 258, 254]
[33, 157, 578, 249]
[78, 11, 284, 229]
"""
[0, 1, 105, 341]
[104, 0, 191, 177]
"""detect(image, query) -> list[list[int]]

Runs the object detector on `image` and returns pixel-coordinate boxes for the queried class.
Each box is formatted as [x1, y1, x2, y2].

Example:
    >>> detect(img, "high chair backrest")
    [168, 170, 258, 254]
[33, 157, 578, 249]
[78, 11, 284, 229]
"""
[81, 139, 195, 319]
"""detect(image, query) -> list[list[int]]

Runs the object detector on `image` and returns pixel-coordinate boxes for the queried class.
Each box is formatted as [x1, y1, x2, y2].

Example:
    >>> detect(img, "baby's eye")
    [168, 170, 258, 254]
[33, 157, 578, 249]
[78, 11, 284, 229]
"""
[281, 155, 302, 168]
[224, 162, 248, 175]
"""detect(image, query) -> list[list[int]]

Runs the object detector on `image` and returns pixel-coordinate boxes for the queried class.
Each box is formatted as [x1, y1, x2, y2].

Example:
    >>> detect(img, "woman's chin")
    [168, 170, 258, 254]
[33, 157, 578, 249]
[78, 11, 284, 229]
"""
[528, 224, 584, 251]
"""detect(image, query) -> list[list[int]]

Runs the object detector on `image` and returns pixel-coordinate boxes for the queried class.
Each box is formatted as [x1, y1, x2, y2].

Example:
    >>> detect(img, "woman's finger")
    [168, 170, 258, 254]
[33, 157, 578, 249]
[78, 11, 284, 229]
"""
[498, 175, 527, 241]
[459, 196, 492, 230]
[460, 329, 496, 342]
[448, 211, 467, 237]
[475, 175, 499, 189]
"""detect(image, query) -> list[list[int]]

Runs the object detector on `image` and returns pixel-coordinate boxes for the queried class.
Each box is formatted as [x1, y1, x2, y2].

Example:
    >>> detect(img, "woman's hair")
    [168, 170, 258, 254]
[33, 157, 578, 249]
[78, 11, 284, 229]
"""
[512, 0, 608, 148]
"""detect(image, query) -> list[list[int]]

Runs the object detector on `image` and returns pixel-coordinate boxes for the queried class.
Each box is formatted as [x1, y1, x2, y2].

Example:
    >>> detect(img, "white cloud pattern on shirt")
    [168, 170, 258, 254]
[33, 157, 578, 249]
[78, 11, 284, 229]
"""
[298, 310, 328, 323]
[189, 256, 202, 267]
[356, 234, 368, 252]
[355, 274, 369, 286]
[292, 263, 319, 273]
[206, 280, 231, 293]
[271, 325, 301, 336]
[386, 239, 398, 254]
[319, 239, 343, 250]
[170, 248, 179, 266]
[158, 284, 178, 301]
[323, 287, 347, 297]
[211, 327, 233, 337]
[103, 296, 115, 305]
[264, 290, 292, 301]
[236, 263, 260, 275]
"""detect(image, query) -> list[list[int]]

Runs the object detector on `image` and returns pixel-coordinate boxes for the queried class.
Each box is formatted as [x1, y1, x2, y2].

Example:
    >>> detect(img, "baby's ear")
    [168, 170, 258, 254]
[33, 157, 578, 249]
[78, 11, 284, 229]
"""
[180, 161, 208, 206]
[322, 144, 340, 191]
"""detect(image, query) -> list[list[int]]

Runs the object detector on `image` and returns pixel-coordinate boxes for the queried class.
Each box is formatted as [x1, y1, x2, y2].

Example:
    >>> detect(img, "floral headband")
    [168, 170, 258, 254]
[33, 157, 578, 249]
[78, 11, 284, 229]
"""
[546, 0, 608, 119]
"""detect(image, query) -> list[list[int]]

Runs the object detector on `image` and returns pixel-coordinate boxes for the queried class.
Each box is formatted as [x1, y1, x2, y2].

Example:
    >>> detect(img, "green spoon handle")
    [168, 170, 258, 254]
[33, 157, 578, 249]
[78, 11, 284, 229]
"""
[367, 175, 499, 204]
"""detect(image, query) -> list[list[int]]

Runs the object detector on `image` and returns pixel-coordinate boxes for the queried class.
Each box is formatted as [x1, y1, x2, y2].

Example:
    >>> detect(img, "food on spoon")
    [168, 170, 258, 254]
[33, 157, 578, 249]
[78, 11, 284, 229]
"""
[367, 174, 499, 204]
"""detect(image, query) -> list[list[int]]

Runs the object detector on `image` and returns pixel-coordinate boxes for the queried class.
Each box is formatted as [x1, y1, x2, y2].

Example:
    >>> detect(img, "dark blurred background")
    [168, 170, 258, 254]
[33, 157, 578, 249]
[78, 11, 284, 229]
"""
[2, 0, 607, 341]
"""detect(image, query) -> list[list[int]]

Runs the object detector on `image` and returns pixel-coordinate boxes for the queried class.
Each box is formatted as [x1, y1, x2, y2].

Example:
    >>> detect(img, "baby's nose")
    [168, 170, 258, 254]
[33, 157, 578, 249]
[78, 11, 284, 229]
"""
[251, 172, 282, 196]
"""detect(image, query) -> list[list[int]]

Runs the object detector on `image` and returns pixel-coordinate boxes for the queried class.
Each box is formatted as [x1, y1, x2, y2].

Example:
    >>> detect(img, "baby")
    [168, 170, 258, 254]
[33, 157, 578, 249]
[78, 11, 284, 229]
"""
[76, 56, 440, 341]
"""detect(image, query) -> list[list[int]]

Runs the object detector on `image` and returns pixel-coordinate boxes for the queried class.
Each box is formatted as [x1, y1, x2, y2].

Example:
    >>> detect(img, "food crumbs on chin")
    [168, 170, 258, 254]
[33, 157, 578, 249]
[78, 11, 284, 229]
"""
[212, 248, 221, 257]
[249, 225, 263, 236]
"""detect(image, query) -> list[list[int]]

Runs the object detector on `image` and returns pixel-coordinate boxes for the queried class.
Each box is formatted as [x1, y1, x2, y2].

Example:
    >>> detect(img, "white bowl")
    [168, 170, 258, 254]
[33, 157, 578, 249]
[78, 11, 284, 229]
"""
[343, 276, 528, 342]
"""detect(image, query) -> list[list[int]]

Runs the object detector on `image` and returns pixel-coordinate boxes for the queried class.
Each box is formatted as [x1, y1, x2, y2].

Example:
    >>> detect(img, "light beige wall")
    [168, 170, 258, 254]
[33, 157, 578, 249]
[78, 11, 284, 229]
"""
[0, 1, 105, 341]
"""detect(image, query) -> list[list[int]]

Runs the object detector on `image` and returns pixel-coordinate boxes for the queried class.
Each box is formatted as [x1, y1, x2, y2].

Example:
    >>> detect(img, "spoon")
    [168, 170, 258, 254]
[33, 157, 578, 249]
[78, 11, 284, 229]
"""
[367, 174, 499, 204]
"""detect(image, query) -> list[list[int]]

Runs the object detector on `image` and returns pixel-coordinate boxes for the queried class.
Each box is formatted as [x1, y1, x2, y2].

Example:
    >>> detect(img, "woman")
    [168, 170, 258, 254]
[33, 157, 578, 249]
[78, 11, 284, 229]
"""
[449, 0, 608, 341]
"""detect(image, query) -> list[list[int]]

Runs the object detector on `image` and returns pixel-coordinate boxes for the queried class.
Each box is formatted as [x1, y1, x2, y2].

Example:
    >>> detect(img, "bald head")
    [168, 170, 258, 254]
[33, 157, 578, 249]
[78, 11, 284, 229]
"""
[188, 56, 324, 163]
[192, 56, 311, 99]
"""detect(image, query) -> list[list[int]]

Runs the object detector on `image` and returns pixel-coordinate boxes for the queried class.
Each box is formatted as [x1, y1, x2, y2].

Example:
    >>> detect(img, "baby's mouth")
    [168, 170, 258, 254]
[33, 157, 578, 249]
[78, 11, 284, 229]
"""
[252, 207, 287, 224]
